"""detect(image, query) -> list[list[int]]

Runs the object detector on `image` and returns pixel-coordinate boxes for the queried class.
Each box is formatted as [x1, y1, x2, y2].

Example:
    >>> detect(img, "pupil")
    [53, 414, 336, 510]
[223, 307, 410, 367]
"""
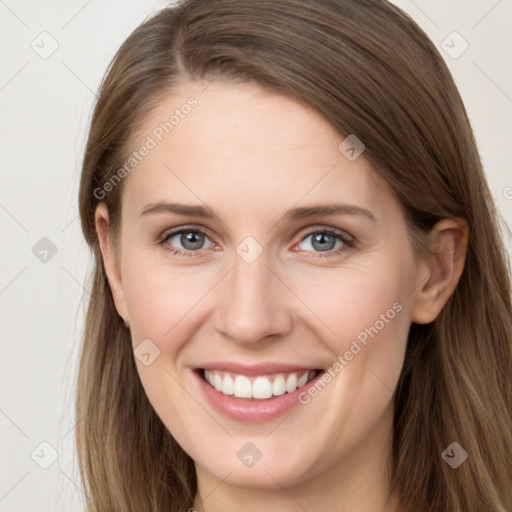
[182, 231, 203, 250]
[313, 233, 335, 252]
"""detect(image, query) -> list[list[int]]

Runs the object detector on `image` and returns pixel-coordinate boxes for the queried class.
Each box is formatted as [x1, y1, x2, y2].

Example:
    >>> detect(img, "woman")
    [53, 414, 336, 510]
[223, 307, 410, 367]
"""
[76, 1, 512, 510]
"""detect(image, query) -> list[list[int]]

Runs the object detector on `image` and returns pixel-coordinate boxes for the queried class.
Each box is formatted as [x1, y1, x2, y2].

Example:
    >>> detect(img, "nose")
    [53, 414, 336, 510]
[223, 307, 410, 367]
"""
[214, 249, 293, 345]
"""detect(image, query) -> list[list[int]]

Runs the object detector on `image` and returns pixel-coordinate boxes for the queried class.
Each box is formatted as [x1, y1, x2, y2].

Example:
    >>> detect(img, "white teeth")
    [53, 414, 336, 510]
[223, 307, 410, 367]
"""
[285, 373, 298, 393]
[297, 372, 308, 388]
[272, 375, 286, 396]
[252, 377, 273, 399]
[223, 374, 234, 395]
[203, 369, 317, 400]
[214, 373, 223, 392]
[233, 375, 252, 398]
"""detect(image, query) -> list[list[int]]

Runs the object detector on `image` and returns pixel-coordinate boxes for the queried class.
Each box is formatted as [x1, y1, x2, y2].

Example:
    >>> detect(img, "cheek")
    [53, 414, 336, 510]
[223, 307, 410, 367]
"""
[288, 255, 415, 419]
[287, 257, 414, 350]
[121, 251, 211, 341]
[120, 255, 208, 455]
[281, 260, 414, 467]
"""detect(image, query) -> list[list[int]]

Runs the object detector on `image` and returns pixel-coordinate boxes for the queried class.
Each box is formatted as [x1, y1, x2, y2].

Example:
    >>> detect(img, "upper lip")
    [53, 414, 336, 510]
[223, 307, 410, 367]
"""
[197, 361, 322, 376]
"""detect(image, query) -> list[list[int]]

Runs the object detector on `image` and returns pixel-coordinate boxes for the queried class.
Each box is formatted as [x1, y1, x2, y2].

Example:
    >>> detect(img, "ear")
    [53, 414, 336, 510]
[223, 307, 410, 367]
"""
[411, 218, 469, 324]
[94, 202, 130, 327]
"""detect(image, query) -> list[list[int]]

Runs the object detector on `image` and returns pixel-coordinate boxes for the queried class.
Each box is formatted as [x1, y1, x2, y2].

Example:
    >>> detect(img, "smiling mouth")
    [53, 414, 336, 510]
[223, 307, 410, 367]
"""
[199, 369, 322, 401]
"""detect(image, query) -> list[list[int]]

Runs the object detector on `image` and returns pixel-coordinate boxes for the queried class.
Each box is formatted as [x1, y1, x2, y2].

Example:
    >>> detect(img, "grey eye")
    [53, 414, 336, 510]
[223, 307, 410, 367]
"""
[166, 230, 214, 251]
[298, 231, 344, 252]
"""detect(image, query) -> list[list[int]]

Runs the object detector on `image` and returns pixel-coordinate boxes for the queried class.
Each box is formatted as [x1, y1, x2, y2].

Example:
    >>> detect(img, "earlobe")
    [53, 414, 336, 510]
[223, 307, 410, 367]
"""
[94, 203, 130, 327]
[411, 218, 469, 324]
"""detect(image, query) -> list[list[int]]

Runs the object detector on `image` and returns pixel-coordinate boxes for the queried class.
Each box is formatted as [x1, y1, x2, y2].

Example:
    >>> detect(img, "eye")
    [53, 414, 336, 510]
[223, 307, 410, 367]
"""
[160, 227, 214, 256]
[158, 226, 354, 258]
[295, 228, 354, 257]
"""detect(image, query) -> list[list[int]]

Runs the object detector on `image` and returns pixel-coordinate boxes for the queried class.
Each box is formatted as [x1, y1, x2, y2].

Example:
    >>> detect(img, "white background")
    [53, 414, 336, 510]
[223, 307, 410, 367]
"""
[0, 1, 511, 510]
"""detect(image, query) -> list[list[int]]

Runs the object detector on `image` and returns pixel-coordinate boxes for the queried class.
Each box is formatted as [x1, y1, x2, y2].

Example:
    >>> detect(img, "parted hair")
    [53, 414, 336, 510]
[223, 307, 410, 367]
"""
[77, 1, 512, 510]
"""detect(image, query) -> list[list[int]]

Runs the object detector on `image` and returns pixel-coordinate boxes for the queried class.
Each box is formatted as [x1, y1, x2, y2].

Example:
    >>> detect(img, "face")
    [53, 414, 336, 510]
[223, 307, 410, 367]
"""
[96, 80, 431, 493]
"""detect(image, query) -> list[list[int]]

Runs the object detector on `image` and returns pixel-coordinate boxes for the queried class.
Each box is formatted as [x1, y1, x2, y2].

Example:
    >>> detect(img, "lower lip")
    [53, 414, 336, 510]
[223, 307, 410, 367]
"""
[194, 369, 324, 423]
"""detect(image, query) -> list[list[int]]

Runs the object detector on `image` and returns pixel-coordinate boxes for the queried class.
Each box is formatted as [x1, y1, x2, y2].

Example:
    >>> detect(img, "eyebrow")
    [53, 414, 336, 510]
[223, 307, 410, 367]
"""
[139, 202, 377, 223]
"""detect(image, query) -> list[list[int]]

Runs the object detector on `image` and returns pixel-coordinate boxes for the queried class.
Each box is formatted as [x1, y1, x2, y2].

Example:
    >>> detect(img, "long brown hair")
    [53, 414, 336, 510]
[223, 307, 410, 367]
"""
[76, 1, 512, 510]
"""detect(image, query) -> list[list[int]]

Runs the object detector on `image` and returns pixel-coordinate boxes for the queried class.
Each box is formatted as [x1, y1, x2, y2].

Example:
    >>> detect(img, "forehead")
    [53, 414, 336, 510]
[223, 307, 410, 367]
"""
[122, 80, 395, 222]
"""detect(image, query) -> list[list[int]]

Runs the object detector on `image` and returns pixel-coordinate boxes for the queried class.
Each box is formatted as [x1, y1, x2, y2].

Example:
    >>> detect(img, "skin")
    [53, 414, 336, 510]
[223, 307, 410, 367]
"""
[95, 80, 468, 512]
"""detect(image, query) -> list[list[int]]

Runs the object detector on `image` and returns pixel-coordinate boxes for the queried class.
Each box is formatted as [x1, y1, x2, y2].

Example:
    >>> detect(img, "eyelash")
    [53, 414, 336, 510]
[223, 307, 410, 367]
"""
[158, 225, 355, 259]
